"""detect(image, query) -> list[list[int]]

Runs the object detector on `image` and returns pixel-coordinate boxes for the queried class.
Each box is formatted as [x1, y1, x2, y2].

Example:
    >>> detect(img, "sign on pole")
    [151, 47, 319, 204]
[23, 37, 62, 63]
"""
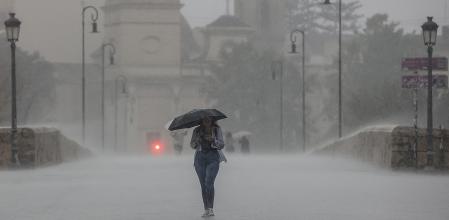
[401, 57, 448, 71]
[401, 74, 448, 89]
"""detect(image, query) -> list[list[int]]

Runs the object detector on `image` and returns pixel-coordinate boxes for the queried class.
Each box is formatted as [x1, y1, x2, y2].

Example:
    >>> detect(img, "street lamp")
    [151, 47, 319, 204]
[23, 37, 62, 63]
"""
[115, 75, 128, 152]
[290, 29, 306, 153]
[82, 6, 99, 146]
[101, 43, 116, 151]
[271, 61, 284, 151]
[4, 13, 21, 166]
[421, 16, 438, 168]
[323, 0, 343, 138]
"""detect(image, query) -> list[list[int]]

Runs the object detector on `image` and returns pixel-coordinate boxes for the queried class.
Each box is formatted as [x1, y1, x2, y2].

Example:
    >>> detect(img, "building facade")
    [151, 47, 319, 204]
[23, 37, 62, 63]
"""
[76, 0, 284, 152]
[35, 0, 281, 153]
[101, 0, 208, 152]
[234, 0, 288, 52]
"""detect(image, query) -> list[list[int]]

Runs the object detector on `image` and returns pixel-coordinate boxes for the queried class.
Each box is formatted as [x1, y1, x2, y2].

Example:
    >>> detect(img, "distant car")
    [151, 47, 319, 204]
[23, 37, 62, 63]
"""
[147, 132, 164, 155]
[148, 140, 165, 155]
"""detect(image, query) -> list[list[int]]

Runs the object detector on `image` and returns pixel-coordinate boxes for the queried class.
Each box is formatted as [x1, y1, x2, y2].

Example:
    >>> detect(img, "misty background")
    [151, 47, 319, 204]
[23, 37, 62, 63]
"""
[13, 0, 449, 63]
[1, 0, 449, 152]
[1, 2, 449, 219]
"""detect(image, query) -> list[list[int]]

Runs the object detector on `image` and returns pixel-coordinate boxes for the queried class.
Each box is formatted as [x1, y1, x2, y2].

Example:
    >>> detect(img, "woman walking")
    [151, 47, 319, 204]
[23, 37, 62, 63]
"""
[190, 117, 224, 217]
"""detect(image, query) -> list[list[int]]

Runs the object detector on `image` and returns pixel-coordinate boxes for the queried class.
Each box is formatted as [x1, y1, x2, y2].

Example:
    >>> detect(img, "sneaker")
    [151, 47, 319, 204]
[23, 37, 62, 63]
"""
[208, 209, 215, 217]
[201, 209, 215, 218]
[201, 209, 210, 218]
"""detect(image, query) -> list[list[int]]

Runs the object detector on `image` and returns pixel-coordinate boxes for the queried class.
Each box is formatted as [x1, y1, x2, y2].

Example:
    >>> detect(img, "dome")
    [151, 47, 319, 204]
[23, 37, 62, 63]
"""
[207, 15, 250, 28]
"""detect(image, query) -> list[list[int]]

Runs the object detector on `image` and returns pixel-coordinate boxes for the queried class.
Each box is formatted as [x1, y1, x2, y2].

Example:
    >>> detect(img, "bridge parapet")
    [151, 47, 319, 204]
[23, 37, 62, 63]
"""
[0, 127, 91, 169]
[313, 126, 449, 169]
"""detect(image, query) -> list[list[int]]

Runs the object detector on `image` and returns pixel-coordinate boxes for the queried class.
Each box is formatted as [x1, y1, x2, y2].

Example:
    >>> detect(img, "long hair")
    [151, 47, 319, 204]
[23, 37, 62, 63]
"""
[198, 119, 219, 134]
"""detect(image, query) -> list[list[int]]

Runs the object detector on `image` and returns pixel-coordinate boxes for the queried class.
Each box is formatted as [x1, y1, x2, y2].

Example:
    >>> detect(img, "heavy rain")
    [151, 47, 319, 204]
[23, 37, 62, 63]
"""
[0, 0, 449, 219]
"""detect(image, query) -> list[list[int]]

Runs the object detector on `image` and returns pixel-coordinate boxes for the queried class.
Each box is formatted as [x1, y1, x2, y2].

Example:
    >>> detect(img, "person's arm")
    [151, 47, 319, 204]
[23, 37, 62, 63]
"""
[190, 128, 200, 149]
[212, 127, 225, 150]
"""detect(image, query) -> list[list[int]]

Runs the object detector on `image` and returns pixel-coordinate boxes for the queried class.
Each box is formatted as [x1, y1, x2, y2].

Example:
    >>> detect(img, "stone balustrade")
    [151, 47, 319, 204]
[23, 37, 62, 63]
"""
[0, 127, 91, 169]
[313, 126, 449, 169]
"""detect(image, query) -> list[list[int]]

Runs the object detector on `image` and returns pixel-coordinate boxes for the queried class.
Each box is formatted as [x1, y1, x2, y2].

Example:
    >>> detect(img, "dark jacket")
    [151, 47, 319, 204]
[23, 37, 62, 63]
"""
[190, 126, 227, 163]
[190, 126, 225, 151]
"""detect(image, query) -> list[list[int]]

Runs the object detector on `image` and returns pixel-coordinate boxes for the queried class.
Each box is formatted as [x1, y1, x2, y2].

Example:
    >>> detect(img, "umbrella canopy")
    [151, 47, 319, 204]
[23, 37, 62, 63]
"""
[164, 119, 173, 130]
[168, 109, 227, 131]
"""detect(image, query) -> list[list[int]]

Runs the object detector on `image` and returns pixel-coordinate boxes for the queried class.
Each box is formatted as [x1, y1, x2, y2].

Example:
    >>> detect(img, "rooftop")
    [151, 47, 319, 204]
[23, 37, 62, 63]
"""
[207, 15, 250, 28]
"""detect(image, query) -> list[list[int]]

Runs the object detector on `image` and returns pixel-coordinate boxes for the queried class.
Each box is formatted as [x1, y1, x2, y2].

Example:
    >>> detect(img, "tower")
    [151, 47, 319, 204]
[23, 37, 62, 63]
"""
[102, 0, 207, 152]
[234, 0, 287, 51]
[103, 0, 183, 74]
[203, 15, 254, 62]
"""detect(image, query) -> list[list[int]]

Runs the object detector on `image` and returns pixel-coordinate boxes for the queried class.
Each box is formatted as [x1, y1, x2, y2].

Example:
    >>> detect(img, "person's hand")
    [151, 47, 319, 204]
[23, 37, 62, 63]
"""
[205, 135, 214, 142]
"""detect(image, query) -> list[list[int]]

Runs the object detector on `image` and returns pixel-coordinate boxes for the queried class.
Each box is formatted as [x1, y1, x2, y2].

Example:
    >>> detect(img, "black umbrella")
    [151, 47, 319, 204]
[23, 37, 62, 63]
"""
[168, 109, 227, 131]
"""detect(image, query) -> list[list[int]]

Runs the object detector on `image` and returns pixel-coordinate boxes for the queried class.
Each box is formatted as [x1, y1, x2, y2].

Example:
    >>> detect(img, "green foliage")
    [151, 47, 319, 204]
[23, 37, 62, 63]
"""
[205, 43, 277, 129]
[0, 35, 56, 124]
[343, 14, 422, 130]
[288, 0, 362, 34]
[205, 10, 449, 146]
[205, 42, 303, 150]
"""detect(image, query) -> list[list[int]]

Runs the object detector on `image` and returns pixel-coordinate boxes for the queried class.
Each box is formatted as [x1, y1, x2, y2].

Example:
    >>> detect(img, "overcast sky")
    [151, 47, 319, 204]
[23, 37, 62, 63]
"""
[12, 0, 449, 62]
[181, 0, 449, 30]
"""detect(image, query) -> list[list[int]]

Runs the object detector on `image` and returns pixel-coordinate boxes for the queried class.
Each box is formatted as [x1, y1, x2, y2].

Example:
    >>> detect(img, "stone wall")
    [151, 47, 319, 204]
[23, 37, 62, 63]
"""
[0, 127, 91, 169]
[313, 126, 449, 169]
[391, 127, 449, 169]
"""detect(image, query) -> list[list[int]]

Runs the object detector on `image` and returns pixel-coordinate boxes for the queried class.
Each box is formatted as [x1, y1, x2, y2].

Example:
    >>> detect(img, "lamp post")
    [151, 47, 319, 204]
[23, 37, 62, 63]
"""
[82, 6, 99, 146]
[4, 13, 21, 166]
[115, 75, 128, 152]
[290, 29, 306, 153]
[101, 43, 116, 151]
[272, 61, 284, 151]
[421, 16, 439, 168]
[324, 0, 342, 138]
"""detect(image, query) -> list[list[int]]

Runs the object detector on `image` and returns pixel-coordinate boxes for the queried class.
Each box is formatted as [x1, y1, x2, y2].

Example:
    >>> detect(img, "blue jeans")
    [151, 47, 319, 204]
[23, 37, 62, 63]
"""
[194, 150, 220, 209]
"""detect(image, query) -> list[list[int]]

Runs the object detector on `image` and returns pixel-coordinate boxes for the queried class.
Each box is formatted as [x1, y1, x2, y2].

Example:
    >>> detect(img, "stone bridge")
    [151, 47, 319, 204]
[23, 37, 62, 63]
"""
[312, 126, 449, 169]
[0, 127, 90, 168]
